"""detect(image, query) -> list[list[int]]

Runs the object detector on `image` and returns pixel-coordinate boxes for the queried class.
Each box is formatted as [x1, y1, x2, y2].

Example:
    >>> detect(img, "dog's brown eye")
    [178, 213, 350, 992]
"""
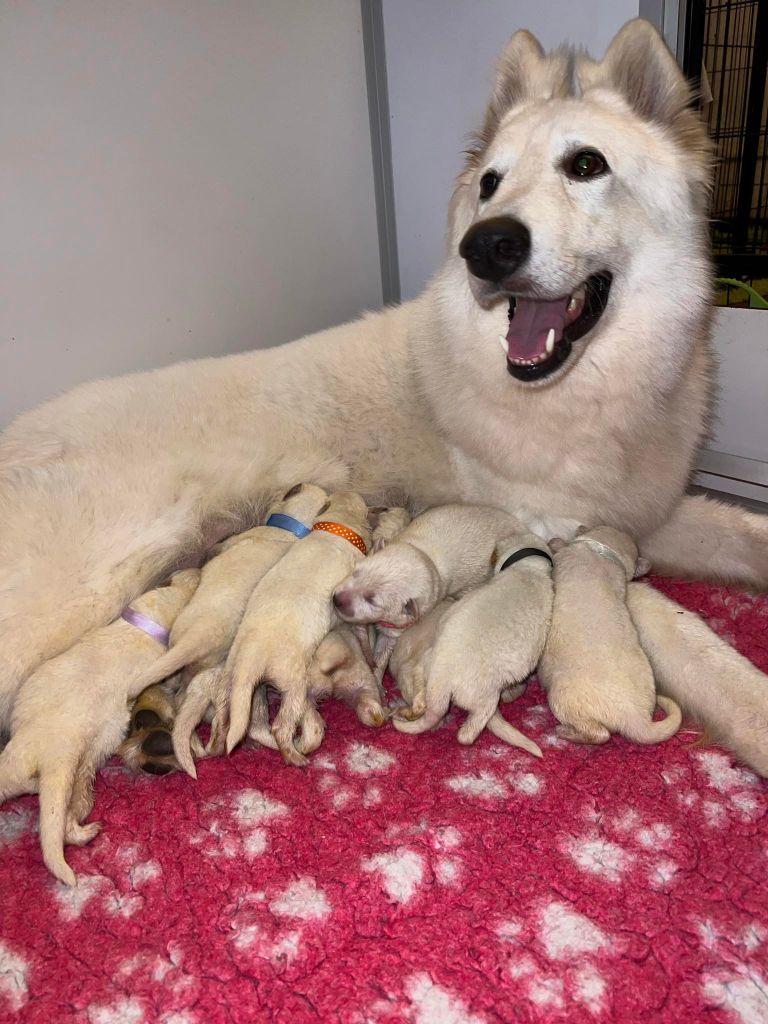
[479, 171, 500, 200]
[566, 149, 608, 179]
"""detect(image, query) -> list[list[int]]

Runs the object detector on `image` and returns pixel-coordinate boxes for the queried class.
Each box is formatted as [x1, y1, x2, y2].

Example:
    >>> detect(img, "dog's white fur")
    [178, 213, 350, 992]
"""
[0, 570, 199, 885]
[224, 492, 373, 764]
[393, 533, 550, 754]
[540, 527, 681, 745]
[1, 20, 768, 763]
[627, 583, 768, 776]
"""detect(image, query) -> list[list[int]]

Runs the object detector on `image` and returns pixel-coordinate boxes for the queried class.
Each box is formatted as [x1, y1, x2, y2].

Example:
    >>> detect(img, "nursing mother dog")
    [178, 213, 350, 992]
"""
[1, 20, 767, 759]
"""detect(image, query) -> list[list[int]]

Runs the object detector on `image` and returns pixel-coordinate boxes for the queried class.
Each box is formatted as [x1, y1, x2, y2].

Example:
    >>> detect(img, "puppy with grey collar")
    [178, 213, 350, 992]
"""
[225, 491, 374, 765]
[393, 533, 550, 754]
[0, 569, 199, 886]
[333, 504, 523, 679]
[540, 526, 681, 745]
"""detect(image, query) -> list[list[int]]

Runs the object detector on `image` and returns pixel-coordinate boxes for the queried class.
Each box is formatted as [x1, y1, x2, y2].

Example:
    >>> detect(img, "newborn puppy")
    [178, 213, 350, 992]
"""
[333, 504, 522, 679]
[393, 532, 550, 755]
[628, 582, 768, 777]
[308, 625, 388, 730]
[539, 526, 681, 745]
[225, 491, 374, 765]
[388, 599, 456, 718]
[0, 570, 199, 886]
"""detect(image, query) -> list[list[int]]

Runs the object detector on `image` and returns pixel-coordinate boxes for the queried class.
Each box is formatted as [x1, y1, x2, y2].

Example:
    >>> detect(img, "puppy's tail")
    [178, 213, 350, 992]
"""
[38, 761, 78, 886]
[392, 689, 450, 736]
[621, 695, 683, 745]
[628, 582, 768, 776]
[487, 712, 543, 758]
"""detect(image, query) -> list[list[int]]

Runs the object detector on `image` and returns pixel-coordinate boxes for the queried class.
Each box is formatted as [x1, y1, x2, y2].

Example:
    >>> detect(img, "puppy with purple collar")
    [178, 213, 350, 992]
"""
[540, 526, 681, 745]
[0, 569, 199, 886]
[393, 532, 550, 754]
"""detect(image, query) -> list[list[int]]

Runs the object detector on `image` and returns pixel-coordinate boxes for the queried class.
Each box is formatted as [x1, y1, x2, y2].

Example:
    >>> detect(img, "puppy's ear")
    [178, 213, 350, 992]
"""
[574, 524, 589, 538]
[316, 500, 331, 517]
[282, 483, 304, 500]
[549, 537, 567, 553]
[403, 597, 418, 621]
[368, 506, 389, 516]
[634, 556, 652, 579]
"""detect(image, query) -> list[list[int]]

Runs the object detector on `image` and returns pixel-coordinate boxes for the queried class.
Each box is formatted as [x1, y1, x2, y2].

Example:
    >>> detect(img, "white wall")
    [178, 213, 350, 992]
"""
[0, 0, 382, 425]
[382, 0, 638, 300]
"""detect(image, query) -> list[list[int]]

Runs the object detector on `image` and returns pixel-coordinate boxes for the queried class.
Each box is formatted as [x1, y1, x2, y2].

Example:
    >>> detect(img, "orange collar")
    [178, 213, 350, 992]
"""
[312, 520, 368, 555]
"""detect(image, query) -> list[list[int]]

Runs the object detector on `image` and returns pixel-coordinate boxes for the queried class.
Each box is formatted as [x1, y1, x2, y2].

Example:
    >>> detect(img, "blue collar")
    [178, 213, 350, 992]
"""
[266, 512, 311, 539]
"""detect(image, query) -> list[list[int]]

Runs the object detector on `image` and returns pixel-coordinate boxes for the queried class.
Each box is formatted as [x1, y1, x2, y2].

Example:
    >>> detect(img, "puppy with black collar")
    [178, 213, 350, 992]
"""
[393, 532, 551, 754]
[540, 526, 681, 745]
[0, 569, 199, 886]
[225, 491, 375, 765]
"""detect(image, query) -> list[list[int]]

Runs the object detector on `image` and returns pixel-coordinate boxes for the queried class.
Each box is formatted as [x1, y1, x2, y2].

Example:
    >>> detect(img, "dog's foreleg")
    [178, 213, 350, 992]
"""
[641, 493, 768, 589]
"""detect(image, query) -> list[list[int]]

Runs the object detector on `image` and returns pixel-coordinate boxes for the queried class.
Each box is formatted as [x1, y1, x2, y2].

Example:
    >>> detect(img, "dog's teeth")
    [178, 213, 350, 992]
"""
[498, 334, 509, 355]
[545, 328, 555, 356]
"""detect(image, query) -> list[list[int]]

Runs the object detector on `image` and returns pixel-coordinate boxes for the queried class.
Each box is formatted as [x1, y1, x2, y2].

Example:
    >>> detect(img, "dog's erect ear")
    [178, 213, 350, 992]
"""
[282, 483, 304, 500]
[634, 555, 652, 579]
[489, 30, 546, 122]
[600, 19, 692, 126]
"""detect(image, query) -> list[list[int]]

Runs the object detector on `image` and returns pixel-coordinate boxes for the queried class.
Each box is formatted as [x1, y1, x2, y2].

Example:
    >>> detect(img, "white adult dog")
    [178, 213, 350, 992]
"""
[1, 20, 767, 762]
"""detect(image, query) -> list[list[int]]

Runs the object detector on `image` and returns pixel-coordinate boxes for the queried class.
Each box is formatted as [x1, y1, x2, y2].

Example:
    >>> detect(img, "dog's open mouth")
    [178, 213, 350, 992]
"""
[500, 272, 612, 382]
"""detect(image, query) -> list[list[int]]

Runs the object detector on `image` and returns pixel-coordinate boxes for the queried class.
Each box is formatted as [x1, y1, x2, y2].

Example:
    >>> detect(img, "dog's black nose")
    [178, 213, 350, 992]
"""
[459, 217, 531, 283]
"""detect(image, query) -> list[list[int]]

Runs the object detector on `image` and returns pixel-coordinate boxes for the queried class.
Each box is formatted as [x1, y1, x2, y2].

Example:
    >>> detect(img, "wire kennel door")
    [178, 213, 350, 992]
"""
[684, 0, 768, 305]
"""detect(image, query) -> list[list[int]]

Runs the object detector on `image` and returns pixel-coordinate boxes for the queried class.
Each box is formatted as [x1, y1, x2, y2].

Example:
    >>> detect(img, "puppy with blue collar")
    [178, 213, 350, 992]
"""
[540, 525, 681, 746]
[393, 531, 551, 755]
[126, 483, 329, 775]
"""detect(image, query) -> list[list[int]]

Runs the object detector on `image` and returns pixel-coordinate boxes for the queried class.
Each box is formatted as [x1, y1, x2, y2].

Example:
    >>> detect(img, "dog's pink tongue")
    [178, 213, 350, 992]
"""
[506, 296, 570, 360]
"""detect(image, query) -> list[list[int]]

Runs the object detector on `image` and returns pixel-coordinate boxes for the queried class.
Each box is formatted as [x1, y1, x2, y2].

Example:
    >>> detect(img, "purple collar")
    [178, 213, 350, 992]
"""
[121, 606, 170, 646]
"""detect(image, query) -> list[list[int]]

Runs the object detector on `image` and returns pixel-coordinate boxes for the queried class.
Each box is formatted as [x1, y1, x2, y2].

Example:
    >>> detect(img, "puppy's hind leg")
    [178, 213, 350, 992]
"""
[172, 667, 221, 778]
[0, 743, 36, 804]
[272, 681, 312, 767]
[296, 705, 326, 756]
[457, 698, 498, 745]
[247, 686, 279, 751]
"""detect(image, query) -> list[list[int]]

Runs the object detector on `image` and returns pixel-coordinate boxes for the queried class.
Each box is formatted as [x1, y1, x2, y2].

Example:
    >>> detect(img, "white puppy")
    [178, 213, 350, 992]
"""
[393, 533, 550, 754]
[122, 483, 330, 774]
[388, 600, 456, 715]
[308, 625, 388, 729]
[627, 582, 768, 776]
[225, 491, 374, 765]
[539, 527, 681, 745]
[333, 504, 523, 678]
[0, 570, 199, 886]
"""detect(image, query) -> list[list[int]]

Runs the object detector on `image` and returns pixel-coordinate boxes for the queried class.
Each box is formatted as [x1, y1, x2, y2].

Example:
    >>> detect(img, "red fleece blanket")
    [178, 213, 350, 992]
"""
[1, 578, 767, 1024]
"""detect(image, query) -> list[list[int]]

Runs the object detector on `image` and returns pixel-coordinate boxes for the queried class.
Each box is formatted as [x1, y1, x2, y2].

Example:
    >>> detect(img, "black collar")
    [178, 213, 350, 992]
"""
[497, 547, 553, 572]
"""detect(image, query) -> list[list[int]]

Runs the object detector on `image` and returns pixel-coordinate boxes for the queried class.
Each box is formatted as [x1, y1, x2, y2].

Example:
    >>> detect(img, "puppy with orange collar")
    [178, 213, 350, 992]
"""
[225, 492, 376, 765]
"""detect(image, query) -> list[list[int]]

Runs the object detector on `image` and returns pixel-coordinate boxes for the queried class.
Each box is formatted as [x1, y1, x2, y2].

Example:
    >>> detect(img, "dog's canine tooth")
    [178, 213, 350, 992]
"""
[497, 334, 509, 355]
[545, 328, 556, 355]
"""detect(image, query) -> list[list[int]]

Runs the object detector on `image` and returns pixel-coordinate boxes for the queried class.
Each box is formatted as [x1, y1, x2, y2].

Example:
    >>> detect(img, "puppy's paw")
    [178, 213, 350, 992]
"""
[65, 820, 101, 847]
[356, 698, 390, 728]
[278, 744, 309, 768]
[120, 720, 180, 776]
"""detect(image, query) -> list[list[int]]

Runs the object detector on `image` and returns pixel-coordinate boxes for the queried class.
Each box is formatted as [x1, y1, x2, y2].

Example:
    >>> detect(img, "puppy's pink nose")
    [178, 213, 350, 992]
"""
[333, 590, 353, 613]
